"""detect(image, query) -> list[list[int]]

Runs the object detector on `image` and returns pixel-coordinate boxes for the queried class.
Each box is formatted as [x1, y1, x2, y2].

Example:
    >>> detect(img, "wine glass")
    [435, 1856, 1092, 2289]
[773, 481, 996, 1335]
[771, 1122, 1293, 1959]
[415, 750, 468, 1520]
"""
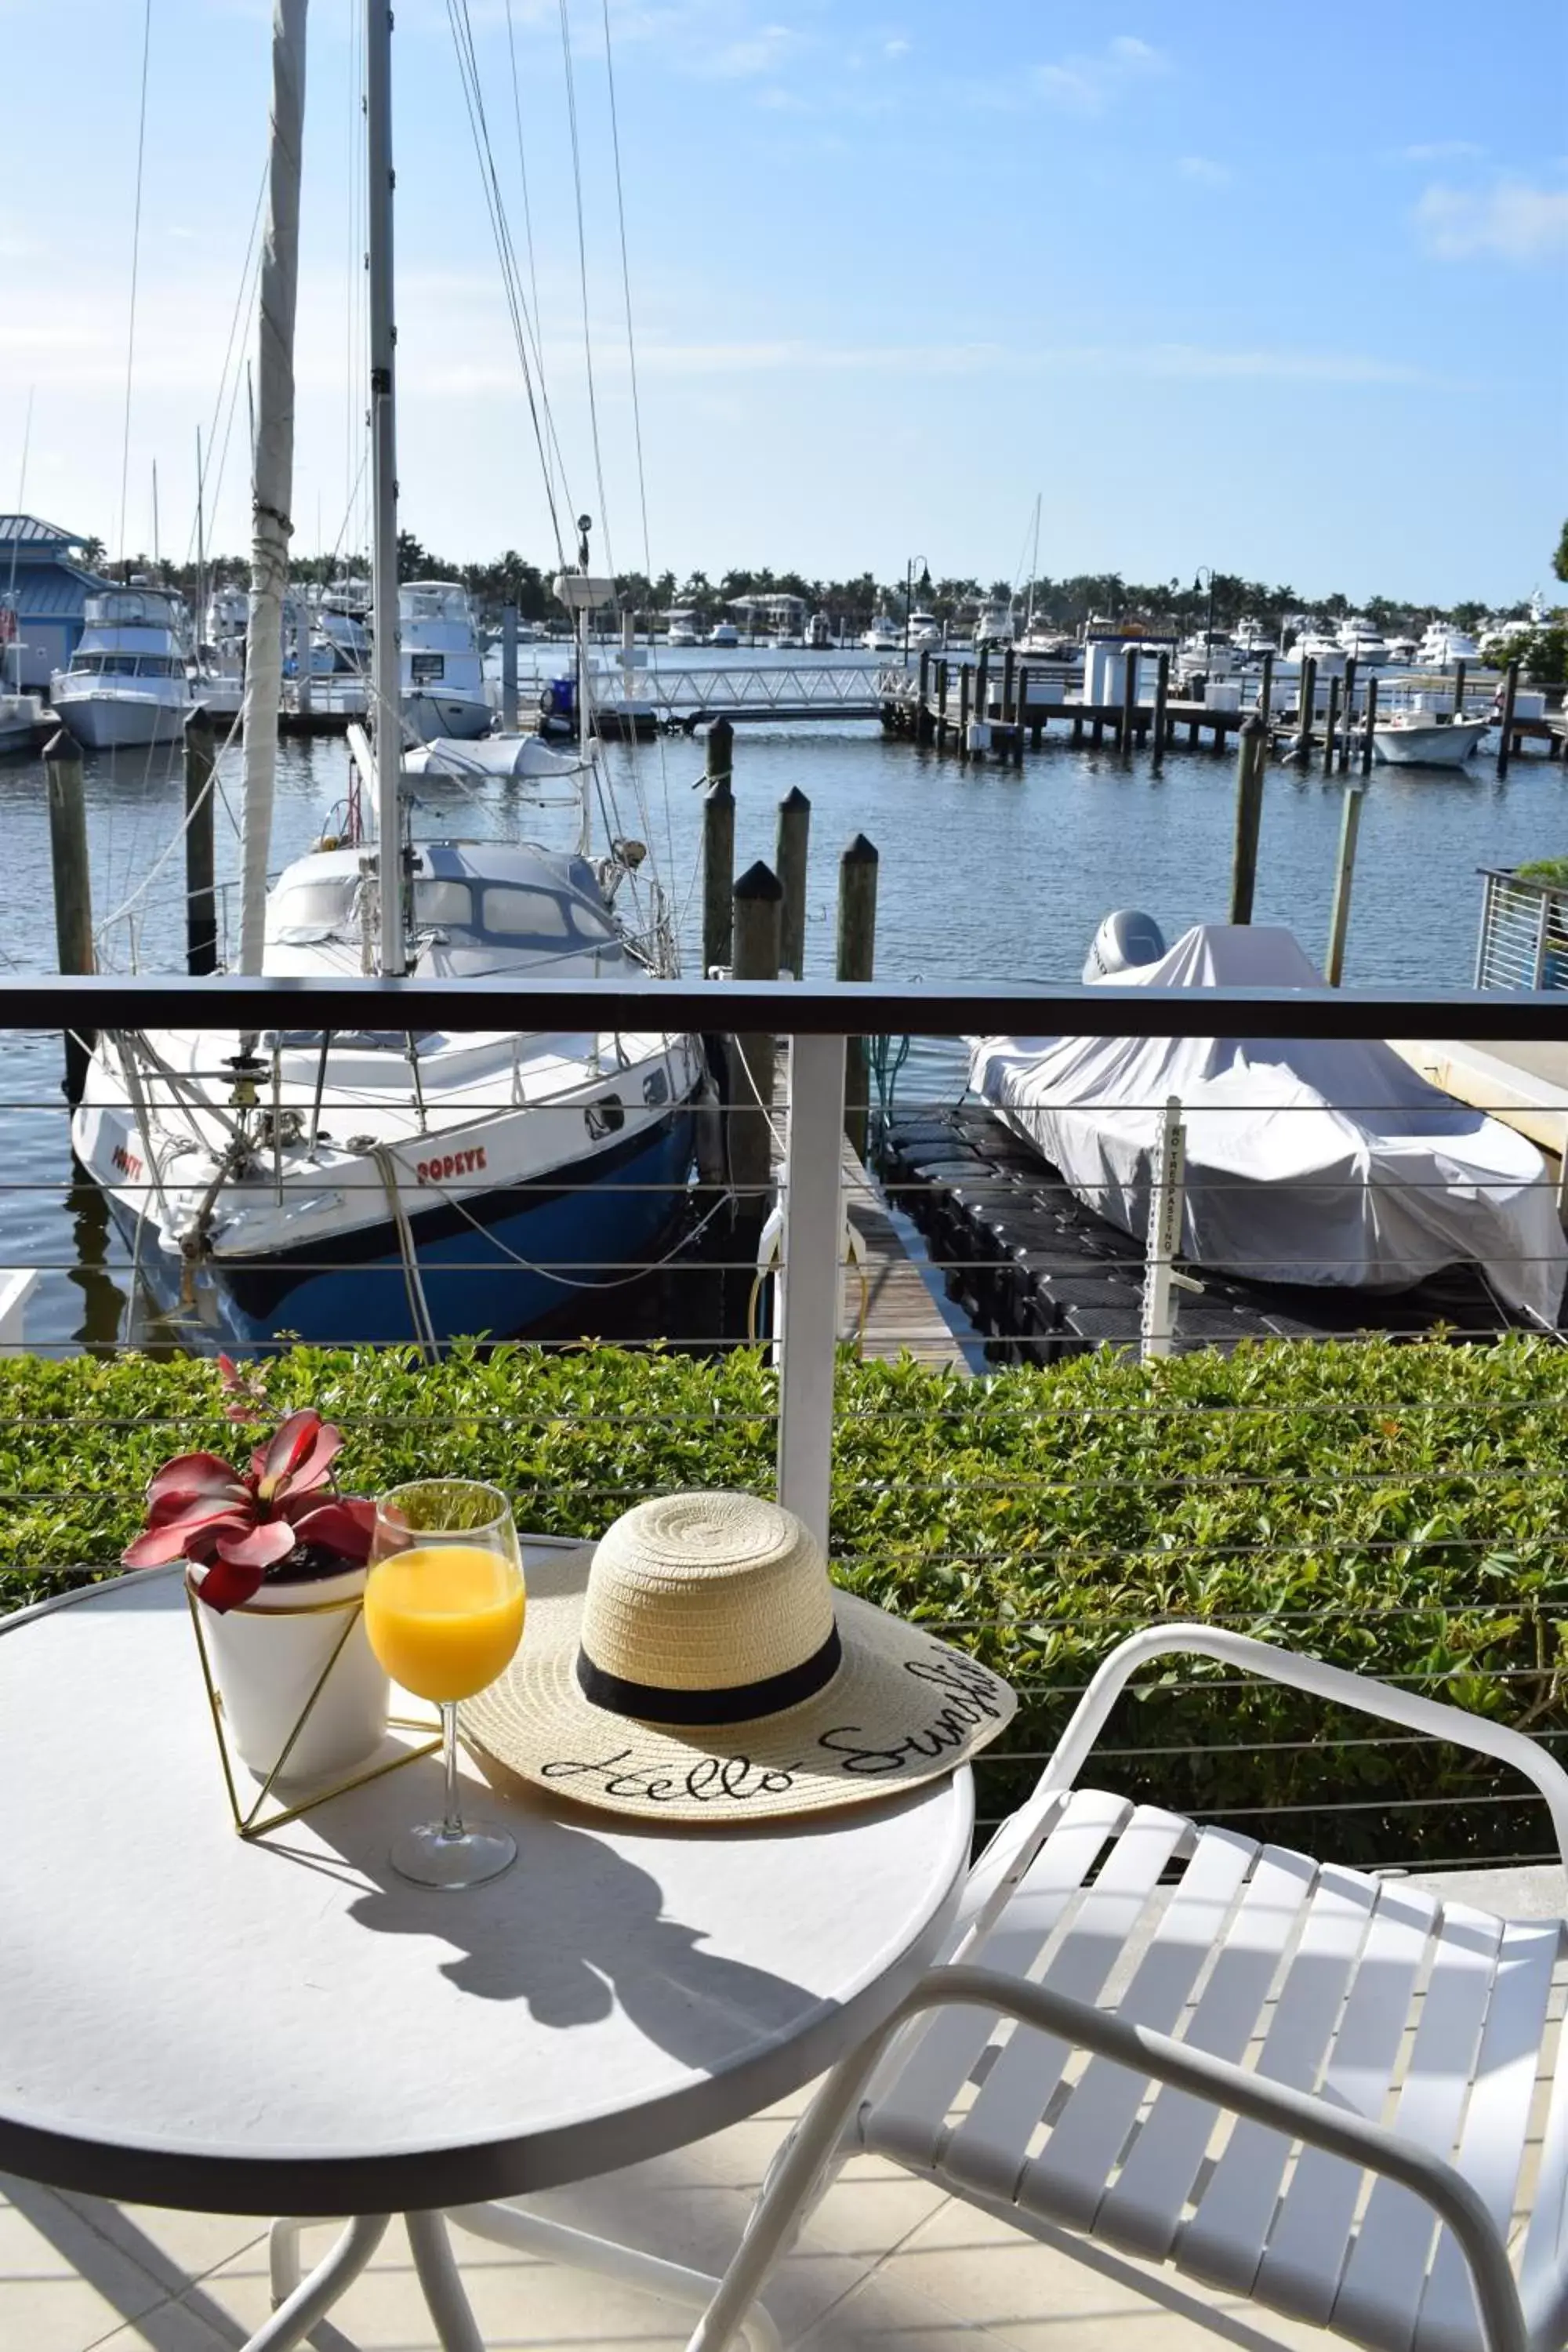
[364, 1479, 525, 1889]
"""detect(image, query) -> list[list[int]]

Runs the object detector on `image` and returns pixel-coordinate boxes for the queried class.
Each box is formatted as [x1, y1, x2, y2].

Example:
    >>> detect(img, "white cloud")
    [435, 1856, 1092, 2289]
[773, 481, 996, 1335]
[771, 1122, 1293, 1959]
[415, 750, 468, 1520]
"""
[1414, 179, 1568, 261]
[1399, 140, 1484, 163]
[1178, 154, 1232, 188]
[704, 23, 793, 78]
[1035, 31, 1168, 115]
[884, 36, 909, 58]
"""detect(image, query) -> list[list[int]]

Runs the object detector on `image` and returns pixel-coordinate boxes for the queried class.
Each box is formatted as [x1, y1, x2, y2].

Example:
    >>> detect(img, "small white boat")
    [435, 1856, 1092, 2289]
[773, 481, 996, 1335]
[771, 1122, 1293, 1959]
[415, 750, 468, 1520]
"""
[968, 918, 1568, 1325]
[666, 608, 699, 648]
[906, 609, 942, 649]
[862, 615, 900, 652]
[0, 686, 46, 757]
[400, 580, 492, 740]
[973, 601, 1014, 650]
[706, 619, 739, 648]
[1374, 694, 1489, 768]
[49, 588, 194, 748]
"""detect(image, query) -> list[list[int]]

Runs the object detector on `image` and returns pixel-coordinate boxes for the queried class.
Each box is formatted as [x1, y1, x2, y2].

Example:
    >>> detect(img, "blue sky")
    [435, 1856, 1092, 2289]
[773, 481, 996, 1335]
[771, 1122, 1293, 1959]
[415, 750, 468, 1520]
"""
[2, 0, 1564, 602]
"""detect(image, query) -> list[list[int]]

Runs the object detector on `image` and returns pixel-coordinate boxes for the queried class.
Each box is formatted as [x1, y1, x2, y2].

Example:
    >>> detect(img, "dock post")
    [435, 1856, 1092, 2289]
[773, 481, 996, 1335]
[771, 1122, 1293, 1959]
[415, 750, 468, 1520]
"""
[957, 663, 972, 764]
[935, 659, 949, 750]
[1014, 664, 1029, 766]
[916, 647, 931, 741]
[1497, 659, 1519, 779]
[1152, 650, 1170, 773]
[1453, 657, 1467, 722]
[775, 786, 811, 981]
[1361, 673, 1378, 774]
[1295, 655, 1317, 763]
[1002, 645, 1015, 724]
[837, 833, 879, 1163]
[183, 707, 218, 977]
[975, 644, 990, 732]
[729, 859, 783, 1232]
[45, 728, 95, 1105]
[294, 602, 312, 722]
[1258, 648, 1274, 731]
[501, 604, 519, 730]
[1229, 715, 1268, 925]
[1325, 785, 1363, 986]
[1322, 673, 1341, 776]
[702, 770, 735, 977]
[1340, 658, 1357, 771]
[1120, 644, 1138, 757]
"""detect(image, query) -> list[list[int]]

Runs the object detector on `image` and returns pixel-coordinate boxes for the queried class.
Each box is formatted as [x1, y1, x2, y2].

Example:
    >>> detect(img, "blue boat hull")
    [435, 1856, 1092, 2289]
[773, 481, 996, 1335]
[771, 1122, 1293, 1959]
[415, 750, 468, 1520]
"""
[114, 1103, 699, 1349]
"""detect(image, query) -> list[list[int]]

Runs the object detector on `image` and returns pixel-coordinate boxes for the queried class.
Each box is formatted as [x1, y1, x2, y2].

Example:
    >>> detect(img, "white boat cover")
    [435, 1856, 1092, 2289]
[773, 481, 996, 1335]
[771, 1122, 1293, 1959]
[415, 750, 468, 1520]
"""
[403, 735, 588, 783]
[968, 924, 1568, 1323]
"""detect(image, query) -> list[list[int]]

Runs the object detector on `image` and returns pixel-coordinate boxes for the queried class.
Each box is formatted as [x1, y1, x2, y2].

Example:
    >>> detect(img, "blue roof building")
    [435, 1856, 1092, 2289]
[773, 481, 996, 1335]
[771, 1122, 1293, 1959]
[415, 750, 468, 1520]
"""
[0, 517, 112, 690]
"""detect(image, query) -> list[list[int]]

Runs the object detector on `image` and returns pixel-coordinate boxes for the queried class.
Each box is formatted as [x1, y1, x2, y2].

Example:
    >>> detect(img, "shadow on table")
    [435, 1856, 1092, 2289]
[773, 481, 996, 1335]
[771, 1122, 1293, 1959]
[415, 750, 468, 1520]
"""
[255, 1780, 827, 2074]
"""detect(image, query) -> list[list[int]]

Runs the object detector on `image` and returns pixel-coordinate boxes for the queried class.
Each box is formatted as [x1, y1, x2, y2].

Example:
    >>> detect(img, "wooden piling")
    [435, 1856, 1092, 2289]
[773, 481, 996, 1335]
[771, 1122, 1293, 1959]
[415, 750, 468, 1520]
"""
[1120, 644, 1138, 757]
[183, 707, 218, 977]
[936, 659, 949, 750]
[729, 860, 782, 1223]
[501, 604, 520, 730]
[837, 833, 879, 1163]
[775, 786, 811, 981]
[1361, 673, 1379, 774]
[1152, 650, 1170, 773]
[702, 774, 735, 975]
[45, 728, 95, 1105]
[1295, 656, 1317, 763]
[1014, 665, 1029, 766]
[1339, 657, 1356, 772]
[1453, 658, 1467, 724]
[916, 647, 931, 741]
[294, 603, 312, 721]
[1497, 659, 1519, 778]
[1322, 674, 1341, 777]
[1325, 786, 1362, 986]
[957, 663, 972, 764]
[706, 713, 734, 789]
[1258, 649, 1274, 731]
[1002, 645, 1015, 723]
[975, 644, 990, 730]
[1229, 715, 1268, 925]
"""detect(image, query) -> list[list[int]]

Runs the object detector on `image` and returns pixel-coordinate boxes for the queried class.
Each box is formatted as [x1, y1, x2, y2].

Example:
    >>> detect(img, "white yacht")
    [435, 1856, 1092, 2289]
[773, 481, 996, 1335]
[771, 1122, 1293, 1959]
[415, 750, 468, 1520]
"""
[906, 609, 942, 649]
[707, 618, 739, 648]
[1287, 622, 1347, 677]
[665, 607, 699, 647]
[49, 588, 194, 749]
[1232, 618, 1280, 662]
[973, 601, 1014, 651]
[1384, 632, 1418, 665]
[317, 579, 372, 673]
[807, 610, 833, 650]
[400, 579, 492, 740]
[1338, 615, 1389, 666]
[862, 614, 901, 652]
[1418, 621, 1481, 669]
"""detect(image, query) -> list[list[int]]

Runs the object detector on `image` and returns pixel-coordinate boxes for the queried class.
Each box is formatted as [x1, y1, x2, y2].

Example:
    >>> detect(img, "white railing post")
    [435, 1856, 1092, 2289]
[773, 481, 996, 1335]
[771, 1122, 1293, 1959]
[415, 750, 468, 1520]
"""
[1141, 1094, 1199, 1361]
[777, 1031, 847, 1552]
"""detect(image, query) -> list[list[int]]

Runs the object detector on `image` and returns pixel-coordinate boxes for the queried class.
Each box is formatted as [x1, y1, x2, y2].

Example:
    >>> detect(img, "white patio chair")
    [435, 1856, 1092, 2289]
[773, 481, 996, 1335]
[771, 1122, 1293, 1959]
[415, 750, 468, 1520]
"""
[688, 1624, 1568, 2352]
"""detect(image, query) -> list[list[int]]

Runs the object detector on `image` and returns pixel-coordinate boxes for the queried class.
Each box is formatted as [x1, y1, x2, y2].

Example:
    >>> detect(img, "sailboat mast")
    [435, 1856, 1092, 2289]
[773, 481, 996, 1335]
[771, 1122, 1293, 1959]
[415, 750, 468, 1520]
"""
[238, 0, 307, 977]
[365, 0, 404, 978]
[194, 426, 205, 648]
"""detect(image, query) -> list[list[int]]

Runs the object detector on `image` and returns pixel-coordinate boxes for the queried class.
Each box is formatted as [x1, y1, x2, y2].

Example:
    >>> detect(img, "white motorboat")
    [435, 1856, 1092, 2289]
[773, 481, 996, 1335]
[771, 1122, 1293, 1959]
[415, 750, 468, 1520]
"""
[665, 608, 699, 647]
[317, 580, 371, 672]
[1338, 615, 1389, 666]
[1415, 621, 1481, 669]
[1287, 624, 1347, 677]
[906, 610, 942, 649]
[973, 601, 1014, 650]
[0, 615, 46, 755]
[968, 918, 1568, 1325]
[862, 615, 900, 652]
[706, 619, 739, 648]
[807, 610, 833, 649]
[400, 579, 492, 740]
[49, 587, 194, 748]
[1373, 692, 1489, 767]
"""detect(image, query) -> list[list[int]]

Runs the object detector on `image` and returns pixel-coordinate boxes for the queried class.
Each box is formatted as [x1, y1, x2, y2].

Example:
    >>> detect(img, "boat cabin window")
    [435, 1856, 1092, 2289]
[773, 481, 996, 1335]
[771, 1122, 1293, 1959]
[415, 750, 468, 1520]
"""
[413, 879, 474, 927]
[272, 877, 356, 927]
[481, 885, 574, 941]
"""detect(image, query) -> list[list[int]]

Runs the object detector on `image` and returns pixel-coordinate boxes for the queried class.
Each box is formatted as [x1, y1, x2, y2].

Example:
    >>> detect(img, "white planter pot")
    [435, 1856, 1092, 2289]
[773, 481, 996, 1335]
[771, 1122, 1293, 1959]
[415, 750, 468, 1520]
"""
[192, 1563, 390, 1787]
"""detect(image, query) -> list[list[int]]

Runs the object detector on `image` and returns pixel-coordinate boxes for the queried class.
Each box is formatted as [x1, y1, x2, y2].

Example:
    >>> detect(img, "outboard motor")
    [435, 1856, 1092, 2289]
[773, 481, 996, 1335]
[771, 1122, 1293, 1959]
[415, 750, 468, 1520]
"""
[1083, 909, 1166, 983]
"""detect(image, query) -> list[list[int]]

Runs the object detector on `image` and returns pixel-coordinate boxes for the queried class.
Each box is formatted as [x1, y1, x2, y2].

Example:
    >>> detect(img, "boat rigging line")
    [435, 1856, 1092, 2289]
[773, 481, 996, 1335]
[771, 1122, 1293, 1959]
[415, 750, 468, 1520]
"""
[115, 0, 154, 571]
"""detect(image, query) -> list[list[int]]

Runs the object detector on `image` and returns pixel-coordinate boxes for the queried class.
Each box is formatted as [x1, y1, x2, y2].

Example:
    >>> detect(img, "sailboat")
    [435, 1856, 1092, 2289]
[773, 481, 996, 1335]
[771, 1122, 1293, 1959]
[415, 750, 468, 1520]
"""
[70, 0, 703, 1349]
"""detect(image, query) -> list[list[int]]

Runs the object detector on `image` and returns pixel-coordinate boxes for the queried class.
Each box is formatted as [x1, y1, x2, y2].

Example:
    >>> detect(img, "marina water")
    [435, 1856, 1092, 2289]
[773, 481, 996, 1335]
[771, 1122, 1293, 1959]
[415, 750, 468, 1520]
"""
[2, 653, 1552, 1348]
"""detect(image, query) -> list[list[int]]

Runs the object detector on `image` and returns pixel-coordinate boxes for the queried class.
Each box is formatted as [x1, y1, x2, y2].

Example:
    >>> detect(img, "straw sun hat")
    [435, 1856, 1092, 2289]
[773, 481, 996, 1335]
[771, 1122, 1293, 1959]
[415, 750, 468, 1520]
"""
[462, 1491, 1016, 1824]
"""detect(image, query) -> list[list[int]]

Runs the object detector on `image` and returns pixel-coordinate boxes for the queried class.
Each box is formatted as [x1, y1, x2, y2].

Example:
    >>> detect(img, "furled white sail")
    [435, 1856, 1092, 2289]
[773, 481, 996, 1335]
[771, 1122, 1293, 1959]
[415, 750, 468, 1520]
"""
[238, 0, 307, 976]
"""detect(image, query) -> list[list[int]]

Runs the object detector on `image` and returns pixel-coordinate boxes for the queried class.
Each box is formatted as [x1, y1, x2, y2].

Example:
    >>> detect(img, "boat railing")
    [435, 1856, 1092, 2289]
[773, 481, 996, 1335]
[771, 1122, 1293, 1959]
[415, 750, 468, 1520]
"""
[1476, 867, 1568, 990]
[7, 971, 1568, 1867]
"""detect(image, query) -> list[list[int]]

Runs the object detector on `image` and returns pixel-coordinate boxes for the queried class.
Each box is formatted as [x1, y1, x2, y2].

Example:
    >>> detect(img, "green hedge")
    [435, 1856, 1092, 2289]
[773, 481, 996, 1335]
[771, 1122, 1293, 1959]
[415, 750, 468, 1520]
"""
[4, 1335, 1566, 1867]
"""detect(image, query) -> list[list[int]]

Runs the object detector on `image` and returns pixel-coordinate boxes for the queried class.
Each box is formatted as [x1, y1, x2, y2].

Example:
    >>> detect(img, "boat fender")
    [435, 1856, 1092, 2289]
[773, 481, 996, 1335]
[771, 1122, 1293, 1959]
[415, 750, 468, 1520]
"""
[751, 1203, 869, 1348]
[694, 1073, 727, 1187]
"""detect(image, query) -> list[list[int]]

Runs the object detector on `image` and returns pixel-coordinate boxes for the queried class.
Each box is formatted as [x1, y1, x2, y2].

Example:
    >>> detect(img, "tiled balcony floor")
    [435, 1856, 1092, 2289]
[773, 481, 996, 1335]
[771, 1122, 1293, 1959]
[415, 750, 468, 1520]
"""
[5, 1867, 1557, 2351]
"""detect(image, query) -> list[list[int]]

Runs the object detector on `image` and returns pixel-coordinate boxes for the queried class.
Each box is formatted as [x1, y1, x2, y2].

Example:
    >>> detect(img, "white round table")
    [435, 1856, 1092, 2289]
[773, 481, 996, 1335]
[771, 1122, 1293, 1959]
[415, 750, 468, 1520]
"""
[0, 1562, 973, 2350]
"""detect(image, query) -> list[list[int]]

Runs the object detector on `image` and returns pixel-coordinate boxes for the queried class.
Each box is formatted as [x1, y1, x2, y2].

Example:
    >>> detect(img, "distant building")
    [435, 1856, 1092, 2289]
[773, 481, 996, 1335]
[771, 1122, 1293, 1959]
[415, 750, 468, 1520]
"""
[0, 517, 112, 690]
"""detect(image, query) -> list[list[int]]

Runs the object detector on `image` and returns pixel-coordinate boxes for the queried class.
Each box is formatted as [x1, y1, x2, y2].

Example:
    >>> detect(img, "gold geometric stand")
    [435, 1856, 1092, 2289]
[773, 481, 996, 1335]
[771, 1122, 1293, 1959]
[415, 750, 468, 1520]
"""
[186, 1581, 441, 1840]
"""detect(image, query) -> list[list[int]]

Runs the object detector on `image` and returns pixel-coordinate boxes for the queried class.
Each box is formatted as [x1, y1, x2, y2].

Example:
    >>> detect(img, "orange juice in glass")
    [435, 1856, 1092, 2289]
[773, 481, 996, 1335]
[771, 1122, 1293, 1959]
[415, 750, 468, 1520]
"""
[365, 1481, 524, 1888]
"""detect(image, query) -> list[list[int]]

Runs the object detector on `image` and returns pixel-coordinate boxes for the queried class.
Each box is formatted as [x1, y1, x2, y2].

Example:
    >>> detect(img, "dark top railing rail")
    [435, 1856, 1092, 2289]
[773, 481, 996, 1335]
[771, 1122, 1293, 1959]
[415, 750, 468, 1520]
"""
[5, 974, 1568, 1042]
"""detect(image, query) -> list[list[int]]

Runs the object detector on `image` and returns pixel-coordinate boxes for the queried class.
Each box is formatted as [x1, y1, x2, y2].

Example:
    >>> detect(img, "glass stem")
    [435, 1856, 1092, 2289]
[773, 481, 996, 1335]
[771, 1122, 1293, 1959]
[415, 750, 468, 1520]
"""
[441, 1700, 463, 1842]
